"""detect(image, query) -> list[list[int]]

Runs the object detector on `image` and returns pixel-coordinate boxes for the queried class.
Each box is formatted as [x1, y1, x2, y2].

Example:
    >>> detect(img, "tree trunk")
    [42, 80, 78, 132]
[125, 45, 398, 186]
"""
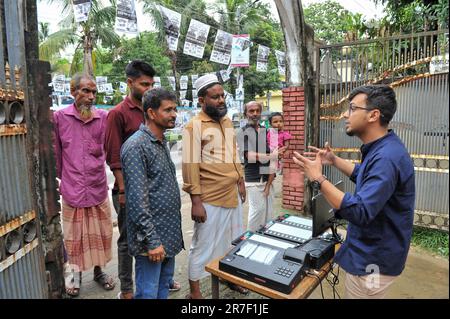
[83, 34, 94, 76]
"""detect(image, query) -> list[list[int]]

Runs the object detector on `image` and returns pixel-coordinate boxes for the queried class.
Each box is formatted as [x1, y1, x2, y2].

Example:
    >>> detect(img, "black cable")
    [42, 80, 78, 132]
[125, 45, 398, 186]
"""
[306, 271, 325, 299]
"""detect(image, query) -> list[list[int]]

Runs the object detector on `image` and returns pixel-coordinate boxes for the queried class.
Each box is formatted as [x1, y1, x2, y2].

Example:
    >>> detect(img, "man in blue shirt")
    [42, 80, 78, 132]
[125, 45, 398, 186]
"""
[293, 85, 415, 298]
[121, 88, 183, 299]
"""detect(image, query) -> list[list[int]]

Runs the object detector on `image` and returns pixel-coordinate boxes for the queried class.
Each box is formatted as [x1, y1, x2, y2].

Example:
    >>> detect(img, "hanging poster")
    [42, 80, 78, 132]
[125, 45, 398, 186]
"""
[104, 83, 114, 94]
[73, 0, 92, 23]
[192, 89, 198, 99]
[115, 0, 138, 34]
[119, 82, 127, 94]
[219, 69, 230, 82]
[183, 19, 210, 58]
[231, 34, 251, 68]
[180, 75, 189, 90]
[191, 74, 198, 88]
[235, 88, 244, 101]
[168, 76, 176, 91]
[180, 90, 187, 100]
[159, 5, 181, 51]
[53, 74, 66, 93]
[96, 76, 107, 93]
[153, 76, 161, 88]
[210, 30, 233, 65]
[275, 50, 286, 75]
[256, 45, 270, 72]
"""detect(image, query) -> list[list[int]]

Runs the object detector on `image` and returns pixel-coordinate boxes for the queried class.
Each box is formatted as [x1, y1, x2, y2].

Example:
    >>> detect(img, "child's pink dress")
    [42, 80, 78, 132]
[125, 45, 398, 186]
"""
[267, 128, 292, 171]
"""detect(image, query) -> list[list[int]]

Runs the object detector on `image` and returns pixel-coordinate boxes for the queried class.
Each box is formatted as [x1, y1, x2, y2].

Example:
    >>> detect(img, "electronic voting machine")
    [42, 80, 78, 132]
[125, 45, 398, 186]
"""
[219, 231, 309, 294]
[258, 214, 313, 245]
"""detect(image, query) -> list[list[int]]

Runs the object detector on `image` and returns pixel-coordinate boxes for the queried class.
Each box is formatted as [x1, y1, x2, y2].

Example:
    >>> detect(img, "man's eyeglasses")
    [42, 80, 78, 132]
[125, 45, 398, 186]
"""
[348, 103, 384, 117]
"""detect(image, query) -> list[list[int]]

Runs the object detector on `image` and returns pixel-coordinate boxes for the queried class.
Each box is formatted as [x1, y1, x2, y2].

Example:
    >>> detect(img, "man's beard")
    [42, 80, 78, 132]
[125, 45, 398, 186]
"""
[204, 104, 227, 122]
[247, 116, 260, 126]
[79, 104, 93, 120]
[132, 90, 143, 103]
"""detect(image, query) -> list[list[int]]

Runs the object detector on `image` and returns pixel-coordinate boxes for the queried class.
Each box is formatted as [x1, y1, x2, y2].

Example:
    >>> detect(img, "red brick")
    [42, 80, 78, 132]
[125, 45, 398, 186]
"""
[290, 92, 304, 97]
[283, 97, 297, 102]
[283, 204, 295, 210]
[290, 101, 304, 107]
[289, 111, 304, 116]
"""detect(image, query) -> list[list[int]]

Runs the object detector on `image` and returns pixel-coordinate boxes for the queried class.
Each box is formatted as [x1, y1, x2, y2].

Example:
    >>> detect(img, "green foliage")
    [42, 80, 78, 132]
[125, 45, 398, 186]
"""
[303, 0, 357, 44]
[374, 0, 449, 34]
[411, 226, 449, 258]
[110, 32, 172, 83]
[40, 0, 120, 75]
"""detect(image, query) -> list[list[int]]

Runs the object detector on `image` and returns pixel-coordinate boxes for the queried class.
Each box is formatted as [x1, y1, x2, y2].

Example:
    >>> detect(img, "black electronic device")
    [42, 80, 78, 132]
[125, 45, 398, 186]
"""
[258, 214, 313, 245]
[312, 180, 344, 237]
[219, 232, 308, 294]
[298, 238, 336, 269]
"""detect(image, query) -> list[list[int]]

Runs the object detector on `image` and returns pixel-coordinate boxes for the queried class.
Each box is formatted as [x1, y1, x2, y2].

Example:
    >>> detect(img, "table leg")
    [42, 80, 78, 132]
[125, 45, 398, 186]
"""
[211, 274, 219, 299]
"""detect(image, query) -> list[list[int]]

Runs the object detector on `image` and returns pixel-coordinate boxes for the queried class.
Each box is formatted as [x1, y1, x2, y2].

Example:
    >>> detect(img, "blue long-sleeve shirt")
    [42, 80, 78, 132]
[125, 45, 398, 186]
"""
[121, 124, 183, 257]
[334, 130, 415, 276]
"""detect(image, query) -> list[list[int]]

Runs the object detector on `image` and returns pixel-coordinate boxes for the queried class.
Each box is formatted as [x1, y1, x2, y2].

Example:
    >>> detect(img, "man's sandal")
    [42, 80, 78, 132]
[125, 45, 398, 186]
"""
[93, 271, 115, 291]
[64, 268, 82, 297]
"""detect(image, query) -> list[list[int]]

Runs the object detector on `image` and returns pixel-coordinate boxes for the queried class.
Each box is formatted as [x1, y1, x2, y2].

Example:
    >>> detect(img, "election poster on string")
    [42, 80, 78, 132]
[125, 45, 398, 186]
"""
[73, 0, 91, 23]
[183, 19, 210, 58]
[275, 50, 286, 76]
[210, 30, 233, 65]
[115, 0, 138, 34]
[231, 34, 251, 68]
[256, 45, 270, 72]
[159, 5, 181, 51]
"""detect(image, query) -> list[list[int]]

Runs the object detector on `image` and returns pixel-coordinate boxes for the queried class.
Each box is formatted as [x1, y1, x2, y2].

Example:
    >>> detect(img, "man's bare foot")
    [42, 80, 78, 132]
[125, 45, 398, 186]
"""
[185, 292, 204, 299]
[118, 291, 134, 299]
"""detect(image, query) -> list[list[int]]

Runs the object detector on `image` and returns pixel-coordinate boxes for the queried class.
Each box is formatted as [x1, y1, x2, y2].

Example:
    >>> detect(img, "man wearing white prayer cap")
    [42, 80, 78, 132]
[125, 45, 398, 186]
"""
[182, 73, 248, 298]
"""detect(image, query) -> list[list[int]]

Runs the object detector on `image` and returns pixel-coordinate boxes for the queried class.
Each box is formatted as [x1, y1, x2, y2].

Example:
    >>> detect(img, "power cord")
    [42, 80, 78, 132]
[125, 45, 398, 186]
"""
[306, 270, 325, 299]
[325, 264, 341, 299]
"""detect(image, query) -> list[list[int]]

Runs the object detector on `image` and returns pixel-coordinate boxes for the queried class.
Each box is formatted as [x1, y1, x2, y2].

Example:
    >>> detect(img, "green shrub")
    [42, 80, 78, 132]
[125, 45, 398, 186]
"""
[411, 226, 449, 258]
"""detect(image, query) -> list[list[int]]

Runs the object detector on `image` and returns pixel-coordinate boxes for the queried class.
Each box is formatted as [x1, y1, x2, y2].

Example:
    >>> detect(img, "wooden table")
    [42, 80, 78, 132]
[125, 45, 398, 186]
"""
[205, 245, 338, 299]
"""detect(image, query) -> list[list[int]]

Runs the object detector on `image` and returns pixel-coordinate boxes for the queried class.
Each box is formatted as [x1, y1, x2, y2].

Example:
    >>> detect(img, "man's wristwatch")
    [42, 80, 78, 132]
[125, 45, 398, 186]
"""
[311, 175, 327, 191]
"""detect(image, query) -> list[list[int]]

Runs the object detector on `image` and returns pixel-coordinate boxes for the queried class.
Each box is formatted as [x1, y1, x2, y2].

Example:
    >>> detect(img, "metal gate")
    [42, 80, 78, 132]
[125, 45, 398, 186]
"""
[0, 0, 48, 298]
[316, 30, 449, 231]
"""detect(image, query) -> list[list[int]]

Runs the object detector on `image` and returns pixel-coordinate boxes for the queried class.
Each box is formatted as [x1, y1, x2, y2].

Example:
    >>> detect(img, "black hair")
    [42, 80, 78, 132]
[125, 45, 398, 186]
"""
[197, 82, 221, 98]
[348, 85, 397, 126]
[269, 112, 283, 124]
[142, 88, 176, 119]
[125, 60, 156, 79]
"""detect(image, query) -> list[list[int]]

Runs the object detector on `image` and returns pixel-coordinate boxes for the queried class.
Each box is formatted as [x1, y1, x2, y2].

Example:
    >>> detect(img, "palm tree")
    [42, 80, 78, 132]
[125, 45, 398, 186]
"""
[39, 22, 50, 42]
[39, 0, 120, 76]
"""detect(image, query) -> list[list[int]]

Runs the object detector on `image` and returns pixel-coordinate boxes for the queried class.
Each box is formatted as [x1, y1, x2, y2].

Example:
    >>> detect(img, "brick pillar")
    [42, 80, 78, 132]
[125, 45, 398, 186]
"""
[282, 87, 305, 212]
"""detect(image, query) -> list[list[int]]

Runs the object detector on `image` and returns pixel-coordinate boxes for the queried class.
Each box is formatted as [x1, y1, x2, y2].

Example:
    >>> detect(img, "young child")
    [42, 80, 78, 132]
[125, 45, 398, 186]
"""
[267, 112, 292, 172]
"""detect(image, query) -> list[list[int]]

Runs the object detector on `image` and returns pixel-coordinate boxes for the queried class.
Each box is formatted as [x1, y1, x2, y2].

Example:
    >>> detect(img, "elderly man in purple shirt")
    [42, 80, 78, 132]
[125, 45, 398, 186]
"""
[53, 73, 115, 297]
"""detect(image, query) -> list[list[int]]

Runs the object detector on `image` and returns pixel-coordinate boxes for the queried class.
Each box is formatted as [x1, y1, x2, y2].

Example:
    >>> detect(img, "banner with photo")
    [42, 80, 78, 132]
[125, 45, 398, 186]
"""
[96, 76, 107, 93]
[210, 30, 233, 65]
[53, 74, 66, 93]
[183, 19, 210, 58]
[119, 82, 127, 94]
[275, 50, 286, 75]
[231, 34, 251, 67]
[180, 75, 188, 90]
[180, 90, 187, 100]
[104, 83, 114, 94]
[168, 76, 176, 91]
[256, 45, 270, 72]
[191, 74, 198, 88]
[219, 69, 230, 82]
[159, 5, 181, 51]
[154, 76, 161, 88]
[192, 89, 198, 99]
[73, 0, 92, 23]
[115, 0, 138, 34]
